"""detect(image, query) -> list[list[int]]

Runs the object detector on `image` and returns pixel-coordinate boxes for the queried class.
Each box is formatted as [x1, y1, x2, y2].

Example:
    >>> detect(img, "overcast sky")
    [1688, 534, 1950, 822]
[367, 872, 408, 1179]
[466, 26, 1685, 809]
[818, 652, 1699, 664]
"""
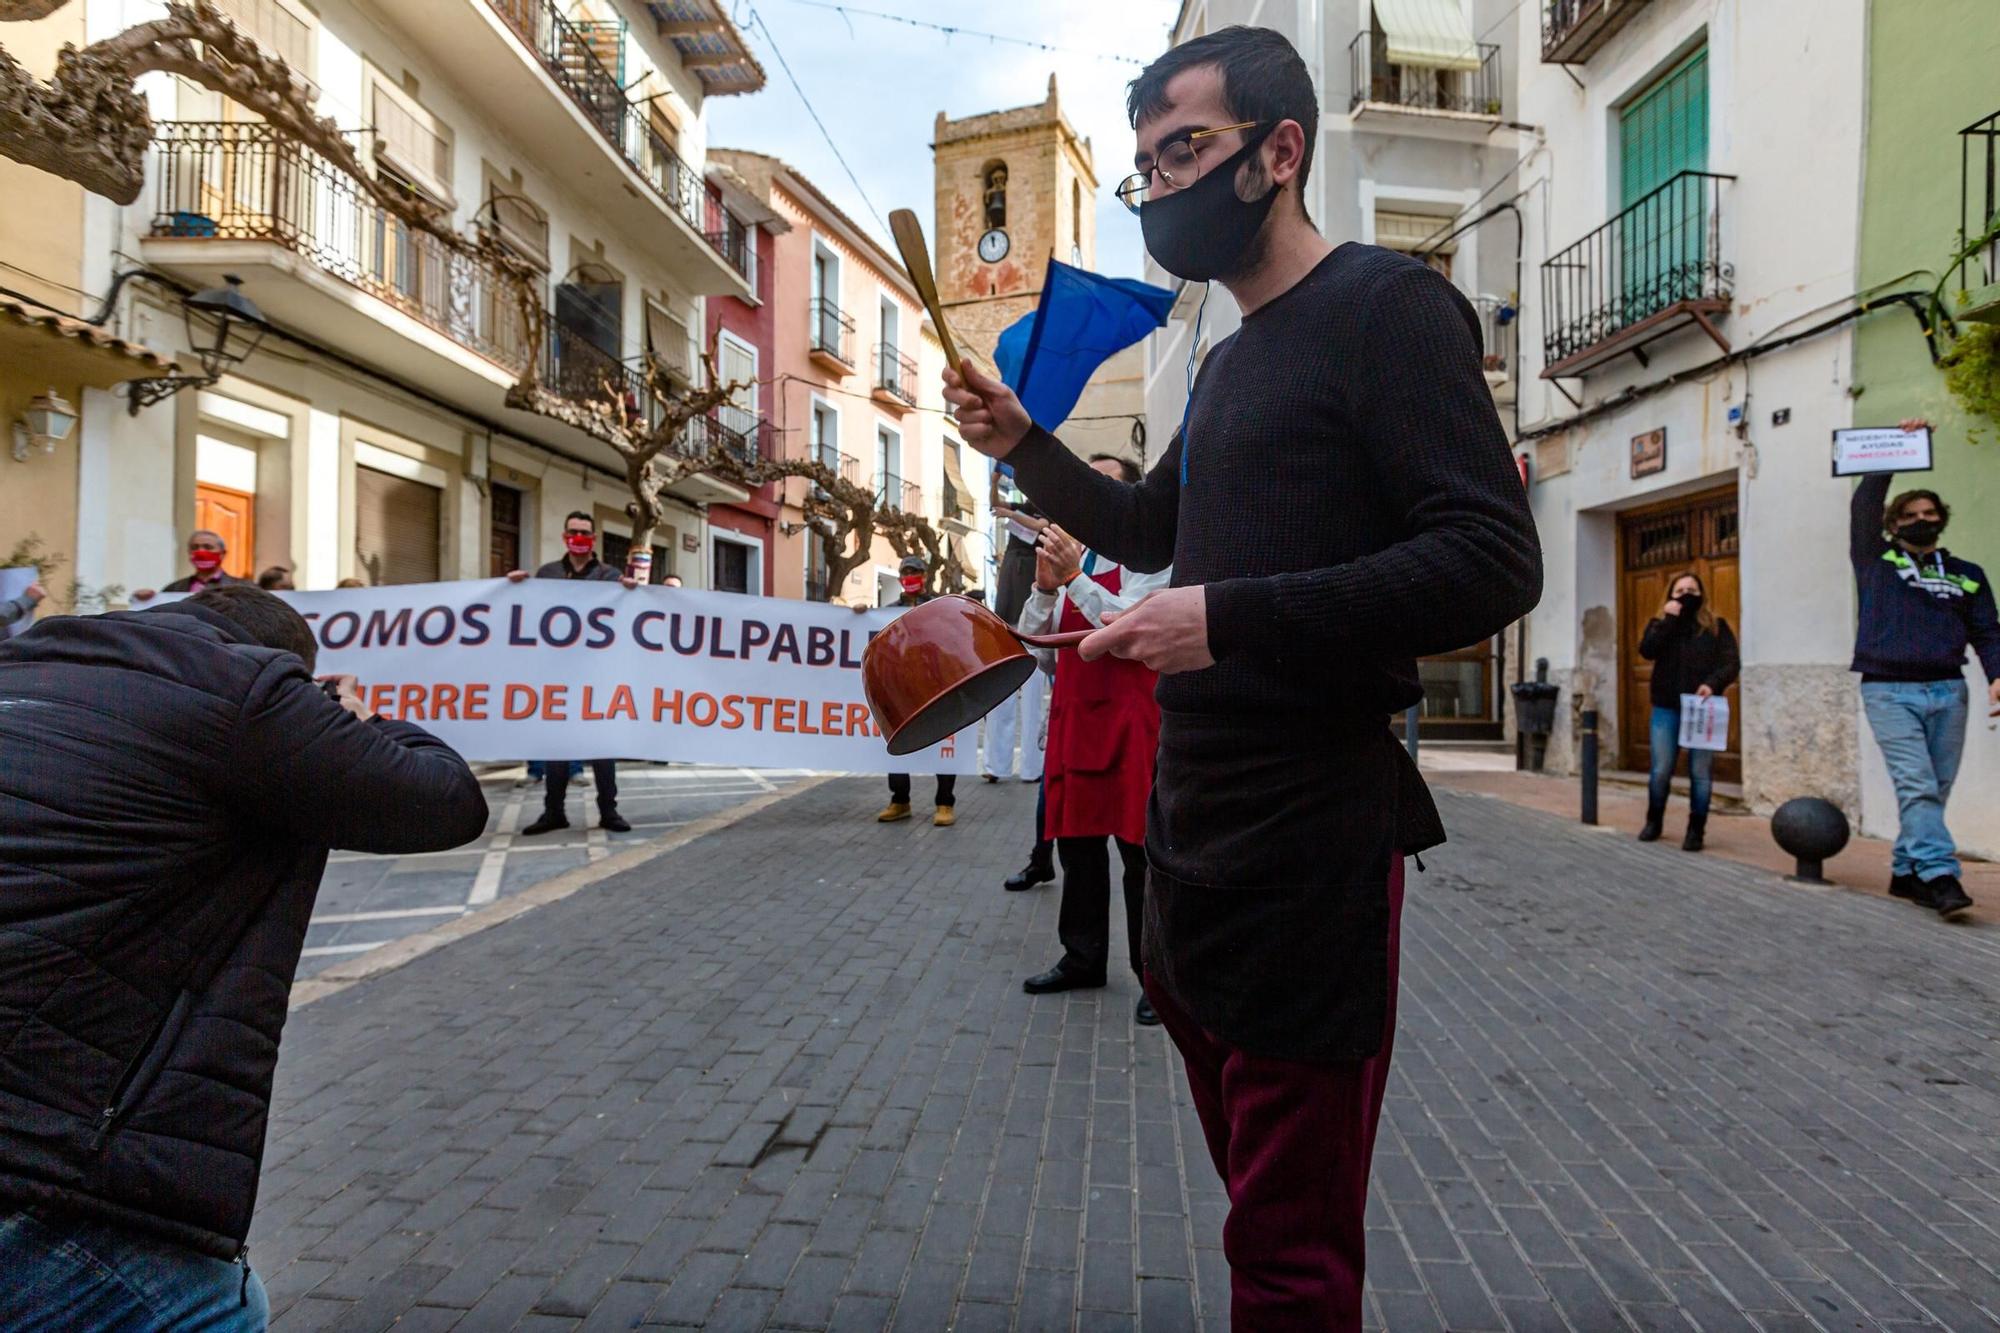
[708, 0, 1183, 279]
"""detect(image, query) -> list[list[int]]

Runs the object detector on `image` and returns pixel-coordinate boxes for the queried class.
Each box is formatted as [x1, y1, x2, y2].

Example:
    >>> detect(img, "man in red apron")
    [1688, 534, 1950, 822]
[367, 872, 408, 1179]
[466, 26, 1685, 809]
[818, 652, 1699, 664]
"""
[1017, 456, 1172, 1025]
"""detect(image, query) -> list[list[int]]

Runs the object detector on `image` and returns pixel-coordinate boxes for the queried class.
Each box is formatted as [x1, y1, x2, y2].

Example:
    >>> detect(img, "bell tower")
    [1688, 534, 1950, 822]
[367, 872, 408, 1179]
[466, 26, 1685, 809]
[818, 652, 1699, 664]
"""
[931, 74, 1100, 361]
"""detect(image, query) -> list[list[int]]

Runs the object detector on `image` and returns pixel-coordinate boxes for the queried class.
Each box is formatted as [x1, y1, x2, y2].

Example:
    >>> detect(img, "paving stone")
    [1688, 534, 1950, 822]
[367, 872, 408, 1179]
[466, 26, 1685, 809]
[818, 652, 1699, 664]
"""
[250, 781, 2000, 1331]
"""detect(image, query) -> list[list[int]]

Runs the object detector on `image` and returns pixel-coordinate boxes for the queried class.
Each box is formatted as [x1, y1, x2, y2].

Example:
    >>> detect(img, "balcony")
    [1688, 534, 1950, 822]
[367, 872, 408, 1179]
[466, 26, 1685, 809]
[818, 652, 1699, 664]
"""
[143, 122, 531, 385]
[372, 0, 752, 296]
[1348, 30, 1502, 134]
[1956, 110, 2000, 323]
[808, 298, 854, 373]
[811, 442, 861, 485]
[1540, 171, 1734, 379]
[1471, 294, 1513, 394]
[875, 473, 921, 514]
[1542, 0, 1650, 65]
[871, 343, 916, 411]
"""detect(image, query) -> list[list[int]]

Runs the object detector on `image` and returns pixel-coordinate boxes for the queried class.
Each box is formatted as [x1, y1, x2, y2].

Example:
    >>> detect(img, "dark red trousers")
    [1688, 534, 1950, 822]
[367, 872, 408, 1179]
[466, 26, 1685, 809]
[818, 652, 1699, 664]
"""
[1146, 858, 1404, 1332]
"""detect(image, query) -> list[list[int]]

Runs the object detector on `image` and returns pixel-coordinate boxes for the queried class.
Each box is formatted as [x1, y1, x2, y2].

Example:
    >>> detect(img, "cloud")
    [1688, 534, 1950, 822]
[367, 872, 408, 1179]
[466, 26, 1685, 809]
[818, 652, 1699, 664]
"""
[709, 0, 1180, 279]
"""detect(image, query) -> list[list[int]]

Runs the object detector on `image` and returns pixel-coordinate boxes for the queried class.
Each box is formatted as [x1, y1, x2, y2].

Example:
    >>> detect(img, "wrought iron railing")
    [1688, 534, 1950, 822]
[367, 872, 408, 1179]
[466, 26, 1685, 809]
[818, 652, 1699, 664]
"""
[1960, 109, 2000, 295]
[1471, 294, 1512, 376]
[1542, 0, 1650, 63]
[147, 122, 530, 372]
[873, 343, 916, 403]
[1540, 171, 1733, 368]
[684, 410, 773, 464]
[483, 0, 752, 281]
[1348, 31, 1502, 116]
[812, 442, 861, 484]
[809, 298, 854, 366]
[539, 311, 662, 430]
[873, 475, 921, 512]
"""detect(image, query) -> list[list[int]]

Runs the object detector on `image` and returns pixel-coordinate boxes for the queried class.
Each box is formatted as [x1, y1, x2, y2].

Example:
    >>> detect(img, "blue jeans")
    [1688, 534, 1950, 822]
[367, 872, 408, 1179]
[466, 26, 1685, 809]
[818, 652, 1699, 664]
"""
[1861, 679, 1969, 881]
[1648, 704, 1714, 819]
[0, 1207, 267, 1331]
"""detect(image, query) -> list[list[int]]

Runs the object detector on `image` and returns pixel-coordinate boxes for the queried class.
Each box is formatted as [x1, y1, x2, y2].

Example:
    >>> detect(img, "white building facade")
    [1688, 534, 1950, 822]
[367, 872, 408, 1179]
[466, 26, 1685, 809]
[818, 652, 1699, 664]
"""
[75, 0, 767, 597]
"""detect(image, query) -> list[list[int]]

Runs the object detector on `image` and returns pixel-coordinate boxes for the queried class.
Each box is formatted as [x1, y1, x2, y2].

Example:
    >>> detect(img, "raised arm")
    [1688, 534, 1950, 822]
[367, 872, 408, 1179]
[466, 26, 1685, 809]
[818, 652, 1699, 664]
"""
[217, 656, 489, 853]
[1852, 472, 1892, 567]
[1200, 267, 1542, 662]
[1003, 428, 1182, 575]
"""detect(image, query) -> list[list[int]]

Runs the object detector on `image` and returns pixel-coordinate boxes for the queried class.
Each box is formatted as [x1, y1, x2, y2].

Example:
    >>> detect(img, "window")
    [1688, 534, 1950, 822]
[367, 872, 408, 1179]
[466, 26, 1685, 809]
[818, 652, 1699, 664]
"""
[215, 0, 315, 76]
[645, 298, 691, 381]
[983, 162, 1008, 229]
[488, 482, 523, 577]
[483, 180, 549, 271]
[602, 530, 672, 585]
[941, 437, 974, 521]
[812, 400, 839, 469]
[1620, 46, 1709, 207]
[711, 530, 762, 596]
[717, 332, 758, 436]
[1072, 180, 1082, 250]
[879, 296, 899, 354]
[369, 74, 454, 206]
[876, 424, 901, 505]
[1375, 209, 1455, 280]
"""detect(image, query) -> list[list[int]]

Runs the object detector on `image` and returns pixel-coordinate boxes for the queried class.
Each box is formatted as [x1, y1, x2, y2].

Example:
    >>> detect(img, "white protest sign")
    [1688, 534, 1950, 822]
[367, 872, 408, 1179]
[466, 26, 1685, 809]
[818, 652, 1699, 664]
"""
[1678, 693, 1730, 752]
[151, 580, 972, 772]
[1832, 425, 1932, 476]
[0, 567, 37, 638]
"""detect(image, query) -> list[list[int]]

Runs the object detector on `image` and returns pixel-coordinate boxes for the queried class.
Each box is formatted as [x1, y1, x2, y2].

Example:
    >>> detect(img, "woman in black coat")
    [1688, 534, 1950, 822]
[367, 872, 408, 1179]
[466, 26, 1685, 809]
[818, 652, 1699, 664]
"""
[1637, 570, 1740, 850]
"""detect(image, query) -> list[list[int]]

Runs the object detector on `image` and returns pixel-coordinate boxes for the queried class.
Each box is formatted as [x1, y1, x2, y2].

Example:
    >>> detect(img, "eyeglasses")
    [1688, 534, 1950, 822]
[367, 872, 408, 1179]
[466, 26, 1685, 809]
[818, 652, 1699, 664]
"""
[1115, 120, 1267, 214]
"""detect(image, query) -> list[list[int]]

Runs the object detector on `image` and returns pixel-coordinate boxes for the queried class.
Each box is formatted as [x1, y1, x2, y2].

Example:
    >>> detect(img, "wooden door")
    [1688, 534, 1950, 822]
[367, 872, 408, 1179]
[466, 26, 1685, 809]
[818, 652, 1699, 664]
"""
[353, 465, 441, 586]
[1617, 488, 1741, 784]
[196, 482, 256, 579]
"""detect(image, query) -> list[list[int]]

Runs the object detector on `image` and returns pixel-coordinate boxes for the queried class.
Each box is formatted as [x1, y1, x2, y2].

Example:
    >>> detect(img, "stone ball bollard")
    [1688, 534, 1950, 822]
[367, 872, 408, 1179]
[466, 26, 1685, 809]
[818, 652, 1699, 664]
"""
[1771, 797, 1850, 884]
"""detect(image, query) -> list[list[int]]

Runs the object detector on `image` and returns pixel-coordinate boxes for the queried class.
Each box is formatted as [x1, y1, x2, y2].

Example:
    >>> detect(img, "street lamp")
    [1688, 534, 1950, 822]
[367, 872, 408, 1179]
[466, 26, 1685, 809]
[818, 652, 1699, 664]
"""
[11, 388, 78, 463]
[127, 275, 270, 415]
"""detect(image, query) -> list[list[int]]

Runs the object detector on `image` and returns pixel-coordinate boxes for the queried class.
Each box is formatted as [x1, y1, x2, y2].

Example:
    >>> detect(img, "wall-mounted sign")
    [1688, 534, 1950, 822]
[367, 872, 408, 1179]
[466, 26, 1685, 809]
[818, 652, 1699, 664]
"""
[1832, 425, 1932, 476]
[1630, 428, 1667, 478]
[682, 532, 700, 552]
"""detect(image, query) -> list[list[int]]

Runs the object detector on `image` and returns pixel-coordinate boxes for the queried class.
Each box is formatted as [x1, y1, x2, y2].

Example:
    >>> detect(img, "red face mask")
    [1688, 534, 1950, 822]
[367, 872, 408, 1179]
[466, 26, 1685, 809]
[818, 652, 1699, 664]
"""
[899, 575, 924, 596]
[564, 532, 596, 557]
[189, 549, 225, 574]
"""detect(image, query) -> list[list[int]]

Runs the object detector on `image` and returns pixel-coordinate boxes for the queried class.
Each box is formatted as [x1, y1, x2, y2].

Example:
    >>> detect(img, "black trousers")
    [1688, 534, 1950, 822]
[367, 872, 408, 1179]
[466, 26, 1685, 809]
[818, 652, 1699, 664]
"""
[1027, 778, 1054, 870]
[1056, 836, 1146, 981]
[545, 759, 619, 815]
[887, 774, 956, 807]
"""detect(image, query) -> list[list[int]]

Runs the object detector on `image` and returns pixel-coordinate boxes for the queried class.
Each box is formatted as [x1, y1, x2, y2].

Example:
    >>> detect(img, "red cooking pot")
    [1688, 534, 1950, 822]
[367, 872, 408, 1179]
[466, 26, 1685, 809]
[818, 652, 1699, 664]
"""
[862, 594, 1090, 756]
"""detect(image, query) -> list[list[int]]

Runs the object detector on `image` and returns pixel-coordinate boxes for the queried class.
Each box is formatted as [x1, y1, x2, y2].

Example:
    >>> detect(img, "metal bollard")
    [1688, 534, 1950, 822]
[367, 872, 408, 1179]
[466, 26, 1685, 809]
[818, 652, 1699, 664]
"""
[1580, 708, 1599, 826]
[1404, 704, 1420, 763]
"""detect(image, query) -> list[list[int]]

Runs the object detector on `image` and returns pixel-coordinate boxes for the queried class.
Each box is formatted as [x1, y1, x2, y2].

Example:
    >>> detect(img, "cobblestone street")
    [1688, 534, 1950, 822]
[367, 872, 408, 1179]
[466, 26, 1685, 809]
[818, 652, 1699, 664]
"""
[253, 777, 2000, 1331]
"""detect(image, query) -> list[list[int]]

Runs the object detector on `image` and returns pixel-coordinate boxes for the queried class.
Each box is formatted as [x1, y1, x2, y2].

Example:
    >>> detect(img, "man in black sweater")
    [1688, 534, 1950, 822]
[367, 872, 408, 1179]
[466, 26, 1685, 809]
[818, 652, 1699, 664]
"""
[944, 26, 1540, 1329]
[1850, 422, 2000, 920]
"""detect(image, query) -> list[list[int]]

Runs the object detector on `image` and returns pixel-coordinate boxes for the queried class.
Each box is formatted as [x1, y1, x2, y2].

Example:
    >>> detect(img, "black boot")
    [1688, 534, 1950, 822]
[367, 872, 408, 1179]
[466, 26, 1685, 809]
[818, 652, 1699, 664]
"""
[1638, 802, 1665, 843]
[1681, 814, 1706, 852]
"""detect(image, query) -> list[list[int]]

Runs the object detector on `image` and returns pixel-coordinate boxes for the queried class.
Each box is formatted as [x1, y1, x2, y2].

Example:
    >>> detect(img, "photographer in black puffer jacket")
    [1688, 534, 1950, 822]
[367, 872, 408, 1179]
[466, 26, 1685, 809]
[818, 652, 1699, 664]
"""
[0, 585, 488, 1329]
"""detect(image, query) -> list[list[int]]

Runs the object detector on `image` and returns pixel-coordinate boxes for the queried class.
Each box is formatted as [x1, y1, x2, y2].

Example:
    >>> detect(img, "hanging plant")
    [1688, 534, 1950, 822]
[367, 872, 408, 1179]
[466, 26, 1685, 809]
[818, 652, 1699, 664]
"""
[1939, 321, 2000, 444]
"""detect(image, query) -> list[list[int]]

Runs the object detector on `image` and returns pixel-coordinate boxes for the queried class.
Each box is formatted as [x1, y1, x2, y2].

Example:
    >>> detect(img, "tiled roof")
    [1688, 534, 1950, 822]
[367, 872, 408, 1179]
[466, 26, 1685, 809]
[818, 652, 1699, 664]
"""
[646, 1, 767, 96]
[0, 297, 177, 373]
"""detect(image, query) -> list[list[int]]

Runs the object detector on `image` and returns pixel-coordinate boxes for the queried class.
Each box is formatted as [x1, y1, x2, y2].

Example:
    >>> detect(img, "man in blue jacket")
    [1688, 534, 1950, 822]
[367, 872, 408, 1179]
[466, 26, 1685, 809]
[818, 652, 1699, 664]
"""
[0, 584, 489, 1328]
[1852, 422, 2000, 921]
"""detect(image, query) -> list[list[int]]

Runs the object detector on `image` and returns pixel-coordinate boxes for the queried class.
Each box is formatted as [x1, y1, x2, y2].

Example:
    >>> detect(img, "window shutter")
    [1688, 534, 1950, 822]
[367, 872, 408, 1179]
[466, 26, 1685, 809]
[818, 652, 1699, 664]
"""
[488, 189, 549, 270]
[354, 465, 441, 586]
[1620, 47, 1707, 206]
[372, 79, 454, 205]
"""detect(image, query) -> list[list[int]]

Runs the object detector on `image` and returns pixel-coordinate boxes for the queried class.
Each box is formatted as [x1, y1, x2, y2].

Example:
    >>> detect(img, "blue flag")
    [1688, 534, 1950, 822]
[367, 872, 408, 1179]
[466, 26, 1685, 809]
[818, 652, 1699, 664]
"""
[993, 259, 1174, 436]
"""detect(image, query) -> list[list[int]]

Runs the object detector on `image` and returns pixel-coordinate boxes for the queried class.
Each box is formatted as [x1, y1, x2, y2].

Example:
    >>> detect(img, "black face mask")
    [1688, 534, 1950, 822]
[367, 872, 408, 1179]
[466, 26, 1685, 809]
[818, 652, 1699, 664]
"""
[1897, 519, 1943, 548]
[1139, 128, 1279, 282]
[1675, 593, 1703, 620]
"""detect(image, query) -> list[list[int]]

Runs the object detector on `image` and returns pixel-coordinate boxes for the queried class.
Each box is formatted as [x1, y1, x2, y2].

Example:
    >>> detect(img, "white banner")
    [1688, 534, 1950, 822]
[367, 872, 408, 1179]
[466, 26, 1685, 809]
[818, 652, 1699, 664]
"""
[1831, 425, 1932, 476]
[159, 580, 972, 772]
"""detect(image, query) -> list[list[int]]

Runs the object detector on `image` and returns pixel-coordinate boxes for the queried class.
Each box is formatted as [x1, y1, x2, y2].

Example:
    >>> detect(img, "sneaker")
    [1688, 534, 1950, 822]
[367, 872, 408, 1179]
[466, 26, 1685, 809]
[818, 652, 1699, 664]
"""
[521, 811, 569, 836]
[599, 811, 632, 833]
[933, 806, 957, 827]
[1926, 876, 1975, 921]
[1134, 996, 1161, 1027]
[1889, 873, 1931, 904]
[876, 802, 912, 823]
